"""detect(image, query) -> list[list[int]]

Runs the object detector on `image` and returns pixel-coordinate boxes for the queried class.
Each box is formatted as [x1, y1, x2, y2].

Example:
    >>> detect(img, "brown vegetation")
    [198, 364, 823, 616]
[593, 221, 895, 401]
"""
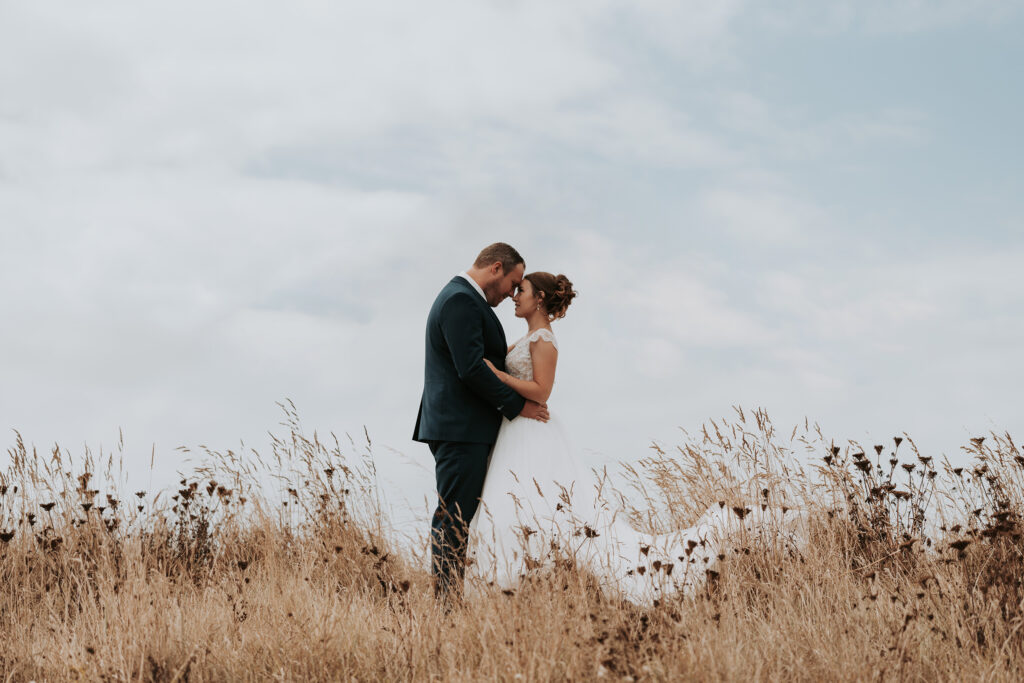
[2, 405, 1023, 681]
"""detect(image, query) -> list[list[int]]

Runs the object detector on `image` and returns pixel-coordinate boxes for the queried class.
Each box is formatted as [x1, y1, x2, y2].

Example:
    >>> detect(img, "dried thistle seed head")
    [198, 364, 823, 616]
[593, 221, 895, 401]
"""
[894, 437, 903, 448]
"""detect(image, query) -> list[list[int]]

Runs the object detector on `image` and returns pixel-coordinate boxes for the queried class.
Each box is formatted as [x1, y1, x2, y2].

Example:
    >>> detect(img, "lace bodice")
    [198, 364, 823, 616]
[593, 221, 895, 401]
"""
[504, 327, 557, 381]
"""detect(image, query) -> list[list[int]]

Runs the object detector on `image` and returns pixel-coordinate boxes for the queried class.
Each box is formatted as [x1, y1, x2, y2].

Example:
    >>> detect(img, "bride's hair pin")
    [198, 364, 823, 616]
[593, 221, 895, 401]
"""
[523, 272, 578, 320]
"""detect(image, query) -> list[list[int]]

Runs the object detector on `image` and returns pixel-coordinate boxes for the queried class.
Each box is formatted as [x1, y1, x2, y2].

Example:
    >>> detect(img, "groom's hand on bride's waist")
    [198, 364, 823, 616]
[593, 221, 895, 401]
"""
[520, 400, 549, 422]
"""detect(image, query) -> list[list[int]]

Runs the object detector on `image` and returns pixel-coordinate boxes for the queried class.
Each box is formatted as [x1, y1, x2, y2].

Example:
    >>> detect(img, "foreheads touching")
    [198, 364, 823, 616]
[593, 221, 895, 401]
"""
[469, 242, 525, 306]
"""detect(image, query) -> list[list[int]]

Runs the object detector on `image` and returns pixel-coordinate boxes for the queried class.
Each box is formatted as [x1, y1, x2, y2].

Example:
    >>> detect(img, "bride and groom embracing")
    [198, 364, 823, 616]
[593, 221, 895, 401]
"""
[413, 243, 801, 607]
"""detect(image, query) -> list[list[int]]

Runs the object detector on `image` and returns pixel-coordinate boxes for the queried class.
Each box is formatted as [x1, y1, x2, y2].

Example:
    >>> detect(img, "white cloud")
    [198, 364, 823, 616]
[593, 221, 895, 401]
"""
[1, 2, 619, 174]
[608, 0, 746, 67]
[634, 268, 772, 347]
[713, 90, 929, 166]
[700, 187, 825, 243]
[757, 0, 1020, 34]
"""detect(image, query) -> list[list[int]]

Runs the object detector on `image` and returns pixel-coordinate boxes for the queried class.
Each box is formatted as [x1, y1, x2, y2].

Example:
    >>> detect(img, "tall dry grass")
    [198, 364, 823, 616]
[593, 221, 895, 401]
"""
[2, 404, 1023, 681]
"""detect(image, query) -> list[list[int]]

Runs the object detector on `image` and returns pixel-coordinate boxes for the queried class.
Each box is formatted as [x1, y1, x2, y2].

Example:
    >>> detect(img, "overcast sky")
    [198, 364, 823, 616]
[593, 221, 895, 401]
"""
[2, 1, 1022, 522]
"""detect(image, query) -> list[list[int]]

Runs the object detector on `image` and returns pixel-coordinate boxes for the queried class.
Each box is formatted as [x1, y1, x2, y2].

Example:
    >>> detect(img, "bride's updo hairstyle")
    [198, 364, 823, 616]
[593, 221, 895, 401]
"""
[524, 271, 577, 320]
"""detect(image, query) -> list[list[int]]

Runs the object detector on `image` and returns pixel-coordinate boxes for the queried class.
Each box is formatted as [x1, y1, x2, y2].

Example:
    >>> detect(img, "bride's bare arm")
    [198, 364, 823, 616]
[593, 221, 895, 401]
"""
[484, 340, 557, 404]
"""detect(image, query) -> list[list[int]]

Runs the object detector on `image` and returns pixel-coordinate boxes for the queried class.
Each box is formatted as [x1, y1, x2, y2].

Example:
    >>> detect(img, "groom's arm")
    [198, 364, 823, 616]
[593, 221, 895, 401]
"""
[440, 293, 527, 420]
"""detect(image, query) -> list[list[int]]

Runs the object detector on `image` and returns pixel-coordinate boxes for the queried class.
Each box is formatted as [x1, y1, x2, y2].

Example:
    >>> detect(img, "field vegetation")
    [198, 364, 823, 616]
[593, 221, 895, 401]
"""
[2, 405, 1023, 681]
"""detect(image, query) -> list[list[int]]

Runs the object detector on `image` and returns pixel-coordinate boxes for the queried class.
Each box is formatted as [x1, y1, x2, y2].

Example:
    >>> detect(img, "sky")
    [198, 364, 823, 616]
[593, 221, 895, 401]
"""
[2, 1, 1022, 525]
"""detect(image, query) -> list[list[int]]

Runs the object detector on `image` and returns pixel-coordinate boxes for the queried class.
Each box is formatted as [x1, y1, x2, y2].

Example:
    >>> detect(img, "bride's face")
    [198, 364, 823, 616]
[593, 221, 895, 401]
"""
[513, 278, 541, 318]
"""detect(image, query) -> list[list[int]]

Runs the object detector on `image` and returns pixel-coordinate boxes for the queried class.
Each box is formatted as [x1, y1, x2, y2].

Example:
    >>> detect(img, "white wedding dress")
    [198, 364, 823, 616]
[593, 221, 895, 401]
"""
[468, 327, 808, 605]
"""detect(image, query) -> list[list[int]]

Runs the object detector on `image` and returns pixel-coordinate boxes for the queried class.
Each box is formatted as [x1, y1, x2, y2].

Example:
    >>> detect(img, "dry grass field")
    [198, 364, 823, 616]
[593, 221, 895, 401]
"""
[2, 405, 1023, 681]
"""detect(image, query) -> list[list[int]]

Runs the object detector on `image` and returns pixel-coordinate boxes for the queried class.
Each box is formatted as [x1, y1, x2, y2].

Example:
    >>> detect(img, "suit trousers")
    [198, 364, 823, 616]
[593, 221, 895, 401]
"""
[429, 440, 491, 599]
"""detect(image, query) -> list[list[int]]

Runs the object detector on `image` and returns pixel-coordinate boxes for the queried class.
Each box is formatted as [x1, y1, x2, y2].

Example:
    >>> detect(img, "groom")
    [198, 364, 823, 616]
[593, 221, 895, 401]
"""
[413, 242, 549, 601]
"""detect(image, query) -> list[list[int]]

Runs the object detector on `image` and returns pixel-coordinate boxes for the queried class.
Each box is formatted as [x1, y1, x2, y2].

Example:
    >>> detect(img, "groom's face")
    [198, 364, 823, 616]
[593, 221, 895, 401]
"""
[484, 262, 525, 307]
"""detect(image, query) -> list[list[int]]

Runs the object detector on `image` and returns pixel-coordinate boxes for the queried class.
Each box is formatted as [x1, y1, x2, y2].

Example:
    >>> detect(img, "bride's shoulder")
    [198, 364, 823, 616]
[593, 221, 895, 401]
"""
[527, 327, 558, 349]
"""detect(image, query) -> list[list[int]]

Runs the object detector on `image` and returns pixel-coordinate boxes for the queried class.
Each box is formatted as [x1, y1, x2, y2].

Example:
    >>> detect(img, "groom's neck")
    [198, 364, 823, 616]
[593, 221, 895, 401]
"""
[464, 267, 490, 292]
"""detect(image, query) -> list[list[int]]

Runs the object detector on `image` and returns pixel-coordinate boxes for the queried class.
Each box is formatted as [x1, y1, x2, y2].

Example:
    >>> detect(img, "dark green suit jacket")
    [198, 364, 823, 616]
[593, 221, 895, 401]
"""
[413, 276, 526, 444]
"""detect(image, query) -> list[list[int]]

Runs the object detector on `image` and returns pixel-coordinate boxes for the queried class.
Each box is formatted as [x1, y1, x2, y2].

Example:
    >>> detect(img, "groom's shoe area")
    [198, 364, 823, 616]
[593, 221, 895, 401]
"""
[428, 440, 490, 600]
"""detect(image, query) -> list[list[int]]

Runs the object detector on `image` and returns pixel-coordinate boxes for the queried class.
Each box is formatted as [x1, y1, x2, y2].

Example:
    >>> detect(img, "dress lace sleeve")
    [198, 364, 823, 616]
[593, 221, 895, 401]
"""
[527, 328, 558, 350]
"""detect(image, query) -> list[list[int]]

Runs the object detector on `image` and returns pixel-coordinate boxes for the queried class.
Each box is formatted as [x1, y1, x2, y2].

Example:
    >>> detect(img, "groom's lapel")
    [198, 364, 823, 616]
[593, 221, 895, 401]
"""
[452, 276, 503, 332]
[483, 300, 501, 331]
[477, 292, 505, 341]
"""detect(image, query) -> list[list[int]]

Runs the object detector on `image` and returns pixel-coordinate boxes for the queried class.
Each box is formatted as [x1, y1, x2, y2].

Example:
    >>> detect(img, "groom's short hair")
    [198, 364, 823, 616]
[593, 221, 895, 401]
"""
[474, 242, 524, 272]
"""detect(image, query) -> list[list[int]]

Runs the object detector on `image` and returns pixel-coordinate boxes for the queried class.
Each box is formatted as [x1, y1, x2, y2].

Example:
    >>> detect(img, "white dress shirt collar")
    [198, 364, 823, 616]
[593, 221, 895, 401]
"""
[458, 271, 487, 302]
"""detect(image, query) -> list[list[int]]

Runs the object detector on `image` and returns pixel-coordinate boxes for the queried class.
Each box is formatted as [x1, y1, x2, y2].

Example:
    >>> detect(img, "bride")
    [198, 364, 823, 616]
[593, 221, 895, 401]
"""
[469, 271, 806, 605]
